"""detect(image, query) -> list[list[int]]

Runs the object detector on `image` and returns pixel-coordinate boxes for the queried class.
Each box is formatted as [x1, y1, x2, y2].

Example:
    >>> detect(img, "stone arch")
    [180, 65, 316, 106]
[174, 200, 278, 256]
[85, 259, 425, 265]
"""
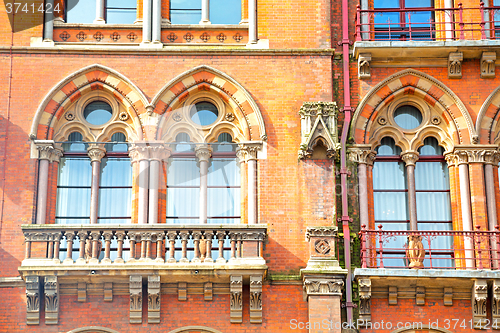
[152, 65, 266, 142]
[476, 85, 500, 144]
[67, 327, 120, 333]
[390, 325, 453, 333]
[351, 69, 476, 146]
[30, 64, 149, 141]
[168, 326, 224, 333]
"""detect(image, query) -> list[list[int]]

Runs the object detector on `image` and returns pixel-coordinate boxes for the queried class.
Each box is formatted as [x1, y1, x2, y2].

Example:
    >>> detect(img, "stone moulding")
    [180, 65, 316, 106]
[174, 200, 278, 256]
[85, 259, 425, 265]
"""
[298, 102, 339, 160]
[230, 275, 243, 324]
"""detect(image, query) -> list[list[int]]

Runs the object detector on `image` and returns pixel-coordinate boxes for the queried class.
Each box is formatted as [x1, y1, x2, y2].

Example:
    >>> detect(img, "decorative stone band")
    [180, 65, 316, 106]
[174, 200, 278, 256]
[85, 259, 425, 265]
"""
[303, 276, 344, 297]
[87, 145, 106, 163]
[305, 227, 338, 242]
[348, 148, 376, 166]
[401, 151, 419, 167]
[35, 141, 63, 162]
[236, 141, 263, 162]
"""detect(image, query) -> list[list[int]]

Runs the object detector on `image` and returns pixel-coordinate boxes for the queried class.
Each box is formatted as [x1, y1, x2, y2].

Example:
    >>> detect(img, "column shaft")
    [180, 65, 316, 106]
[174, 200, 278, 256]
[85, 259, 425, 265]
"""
[459, 163, 474, 268]
[143, 0, 152, 42]
[94, 0, 105, 23]
[152, 0, 162, 42]
[149, 160, 160, 224]
[248, 159, 257, 224]
[200, 160, 208, 224]
[407, 165, 417, 230]
[358, 163, 369, 227]
[36, 159, 50, 224]
[248, 0, 257, 43]
[200, 0, 210, 24]
[138, 160, 150, 224]
[90, 161, 101, 224]
[43, 0, 54, 41]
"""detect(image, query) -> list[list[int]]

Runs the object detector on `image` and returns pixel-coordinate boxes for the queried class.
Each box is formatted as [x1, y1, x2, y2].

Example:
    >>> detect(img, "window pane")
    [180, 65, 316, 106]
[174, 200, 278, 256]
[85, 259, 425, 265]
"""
[99, 188, 132, 218]
[171, 0, 202, 10]
[373, 162, 406, 190]
[100, 158, 132, 187]
[418, 137, 444, 155]
[376, 137, 402, 156]
[415, 162, 449, 190]
[416, 192, 451, 221]
[58, 158, 92, 186]
[56, 188, 91, 218]
[170, 10, 202, 24]
[106, 9, 137, 24]
[405, 0, 432, 8]
[108, 0, 136, 8]
[168, 158, 199, 186]
[374, 192, 409, 221]
[394, 105, 422, 130]
[66, 0, 96, 23]
[374, 0, 400, 8]
[167, 188, 200, 217]
[208, 159, 240, 186]
[208, 188, 240, 217]
[210, 0, 241, 24]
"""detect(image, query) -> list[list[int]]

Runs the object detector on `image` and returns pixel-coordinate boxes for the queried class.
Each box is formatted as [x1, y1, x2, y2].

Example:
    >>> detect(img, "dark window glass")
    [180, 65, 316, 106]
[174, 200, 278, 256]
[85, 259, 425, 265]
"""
[84, 101, 113, 125]
[191, 102, 218, 126]
[210, 0, 241, 24]
[394, 105, 423, 130]
[170, 0, 202, 24]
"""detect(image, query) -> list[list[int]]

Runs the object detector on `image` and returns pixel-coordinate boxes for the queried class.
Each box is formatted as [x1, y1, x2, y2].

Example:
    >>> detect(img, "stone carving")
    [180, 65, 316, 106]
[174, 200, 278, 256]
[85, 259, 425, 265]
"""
[130, 275, 143, 324]
[406, 235, 425, 269]
[481, 52, 496, 78]
[250, 276, 263, 324]
[230, 275, 243, 323]
[87, 146, 106, 163]
[349, 148, 376, 166]
[415, 286, 425, 306]
[237, 142, 262, 162]
[401, 151, 419, 167]
[389, 286, 397, 305]
[358, 278, 371, 326]
[204, 282, 213, 301]
[85, 233, 102, 263]
[314, 239, 330, 255]
[78, 282, 86, 302]
[148, 276, 161, 324]
[104, 282, 113, 302]
[36, 142, 63, 162]
[493, 280, 500, 321]
[473, 279, 488, 329]
[26, 276, 40, 325]
[44, 276, 59, 325]
[303, 277, 344, 296]
[298, 102, 339, 160]
[484, 151, 500, 165]
[444, 287, 453, 306]
[448, 52, 463, 79]
[305, 227, 338, 242]
[195, 145, 212, 163]
[358, 53, 372, 79]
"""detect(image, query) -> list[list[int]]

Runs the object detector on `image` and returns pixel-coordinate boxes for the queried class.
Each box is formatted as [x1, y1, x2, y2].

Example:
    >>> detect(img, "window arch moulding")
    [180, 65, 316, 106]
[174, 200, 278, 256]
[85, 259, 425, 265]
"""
[476, 84, 500, 145]
[350, 69, 476, 147]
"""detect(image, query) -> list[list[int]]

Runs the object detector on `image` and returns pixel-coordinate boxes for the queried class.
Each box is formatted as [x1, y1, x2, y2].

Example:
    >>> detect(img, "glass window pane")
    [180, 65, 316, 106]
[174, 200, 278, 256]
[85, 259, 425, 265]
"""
[210, 0, 241, 24]
[191, 102, 219, 126]
[418, 137, 444, 156]
[100, 158, 132, 187]
[415, 162, 449, 190]
[416, 192, 451, 221]
[373, 162, 406, 190]
[394, 105, 422, 130]
[405, 11, 432, 27]
[170, 10, 202, 24]
[374, 12, 401, 27]
[208, 188, 240, 217]
[168, 159, 199, 186]
[208, 158, 240, 186]
[58, 158, 92, 186]
[374, 192, 409, 221]
[167, 188, 200, 217]
[405, 0, 432, 8]
[106, 9, 137, 24]
[107, 0, 136, 8]
[56, 188, 91, 218]
[66, 0, 95, 23]
[376, 137, 402, 156]
[374, 0, 400, 8]
[84, 102, 113, 125]
[171, 0, 202, 10]
[99, 189, 132, 218]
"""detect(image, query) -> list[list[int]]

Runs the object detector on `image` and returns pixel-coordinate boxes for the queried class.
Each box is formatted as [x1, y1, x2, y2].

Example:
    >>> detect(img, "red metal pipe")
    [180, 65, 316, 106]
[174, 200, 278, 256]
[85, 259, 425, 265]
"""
[340, 0, 353, 323]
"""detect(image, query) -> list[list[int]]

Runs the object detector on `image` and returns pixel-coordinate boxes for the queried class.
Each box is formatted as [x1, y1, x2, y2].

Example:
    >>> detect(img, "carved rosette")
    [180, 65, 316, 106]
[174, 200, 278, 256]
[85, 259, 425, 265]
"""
[473, 280, 488, 328]
[406, 235, 425, 269]
[87, 145, 106, 163]
[358, 278, 371, 325]
[493, 281, 500, 321]
[130, 275, 143, 324]
[250, 276, 263, 324]
[44, 276, 59, 325]
[230, 275, 243, 323]
[401, 151, 419, 167]
[26, 276, 40, 325]
[148, 276, 161, 324]
[349, 149, 376, 166]
[358, 53, 372, 80]
[298, 102, 339, 160]
[303, 276, 344, 298]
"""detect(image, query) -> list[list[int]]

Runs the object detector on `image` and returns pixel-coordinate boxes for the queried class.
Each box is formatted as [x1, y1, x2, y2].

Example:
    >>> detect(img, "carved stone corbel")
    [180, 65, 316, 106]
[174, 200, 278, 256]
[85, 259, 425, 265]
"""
[302, 276, 344, 299]
[230, 275, 243, 324]
[250, 275, 263, 324]
[78, 282, 86, 302]
[104, 282, 113, 302]
[389, 286, 398, 305]
[349, 148, 376, 166]
[130, 275, 143, 324]
[148, 276, 161, 324]
[44, 276, 59, 325]
[444, 287, 453, 306]
[204, 282, 213, 301]
[358, 53, 372, 79]
[416, 286, 425, 306]
[473, 279, 488, 329]
[178, 282, 187, 301]
[26, 276, 40, 325]
[358, 278, 371, 326]
[481, 52, 496, 78]
[492, 280, 500, 322]
[448, 52, 463, 79]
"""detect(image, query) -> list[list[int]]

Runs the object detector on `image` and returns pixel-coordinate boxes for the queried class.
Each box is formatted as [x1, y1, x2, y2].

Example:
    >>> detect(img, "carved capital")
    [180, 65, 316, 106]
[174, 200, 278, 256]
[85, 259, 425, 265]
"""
[237, 142, 263, 162]
[358, 53, 372, 80]
[26, 276, 40, 325]
[484, 151, 500, 165]
[454, 150, 469, 165]
[306, 227, 338, 242]
[44, 276, 59, 325]
[129, 143, 150, 163]
[87, 145, 106, 163]
[473, 279, 488, 329]
[493, 280, 500, 320]
[481, 51, 496, 78]
[130, 275, 143, 324]
[148, 276, 161, 324]
[195, 145, 213, 163]
[303, 276, 344, 298]
[467, 150, 488, 163]
[358, 278, 371, 326]
[250, 275, 263, 324]
[349, 148, 376, 166]
[444, 153, 457, 167]
[230, 275, 243, 323]
[35, 141, 63, 162]
[401, 151, 419, 166]
[448, 52, 463, 79]
[148, 143, 172, 162]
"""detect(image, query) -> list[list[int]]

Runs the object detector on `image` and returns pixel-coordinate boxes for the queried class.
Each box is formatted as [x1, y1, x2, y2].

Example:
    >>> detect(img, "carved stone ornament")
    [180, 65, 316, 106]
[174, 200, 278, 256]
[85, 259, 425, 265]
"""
[298, 102, 339, 160]
[78, 282, 86, 302]
[87, 145, 106, 163]
[195, 145, 213, 163]
[444, 287, 453, 306]
[484, 151, 500, 165]
[104, 282, 113, 302]
[237, 142, 262, 162]
[493, 280, 500, 321]
[44, 276, 59, 325]
[119, 111, 129, 121]
[406, 235, 425, 269]
[415, 286, 425, 306]
[225, 112, 235, 122]
[358, 53, 372, 80]
[303, 276, 344, 298]
[26, 276, 40, 325]
[481, 52, 496, 78]
[172, 112, 183, 122]
[401, 151, 419, 167]
[148, 276, 161, 324]
[36, 141, 63, 162]
[389, 286, 398, 305]
[473, 279, 488, 329]
[348, 148, 376, 166]
[358, 278, 371, 326]
[204, 282, 213, 301]
[130, 275, 143, 324]
[448, 52, 463, 79]
[230, 275, 243, 323]
[250, 276, 263, 324]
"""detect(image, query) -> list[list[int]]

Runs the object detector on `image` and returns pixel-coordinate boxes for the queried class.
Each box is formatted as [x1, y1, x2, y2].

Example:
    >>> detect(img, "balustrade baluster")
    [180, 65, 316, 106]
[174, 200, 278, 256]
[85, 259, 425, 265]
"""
[53, 233, 61, 262]
[378, 225, 384, 268]
[230, 232, 237, 260]
[115, 231, 125, 264]
[204, 231, 213, 263]
[77, 231, 87, 264]
[90, 231, 101, 263]
[25, 240, 31, 260]
[167, 231, 177, 263]
[47, 234, 54, 259]
[192, 231, 202, 263]
[217, 231, 226, 263]
[237, 233, 242, 258]
[179, 231, 189, 263]
[65, 232, 74, 263]
[102, 231, 113, 264]
[360, 225, 367, 268]
[155, 233, 164, 262]
[128, 232, 137, 261]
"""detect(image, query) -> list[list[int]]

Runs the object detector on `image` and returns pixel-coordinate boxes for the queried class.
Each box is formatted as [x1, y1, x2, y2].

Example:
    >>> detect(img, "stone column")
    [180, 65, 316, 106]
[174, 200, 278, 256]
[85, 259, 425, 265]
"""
[248, 0, 257, 43]
[360, 0, 369, 40]
[87, 145, 106, 225]
[200, 0, 211, 24]
[35, 142, 62, 225]
[143, 0, 152, 43]
[401, 152, 419, 230]
[152, 0, 162, 43]
[455, 151, 474, 269]
[349, 148, 376, 228]
[238, 142, 262, 225]
[94, 0, 105, 23]
[43, 0, 55, 41]
[130, 143, 150, 224]
[195, 145, 212, 224]
[485, 151, 500, 268]
[149, 144, 171, 224]
[444, 0, 454, 40]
